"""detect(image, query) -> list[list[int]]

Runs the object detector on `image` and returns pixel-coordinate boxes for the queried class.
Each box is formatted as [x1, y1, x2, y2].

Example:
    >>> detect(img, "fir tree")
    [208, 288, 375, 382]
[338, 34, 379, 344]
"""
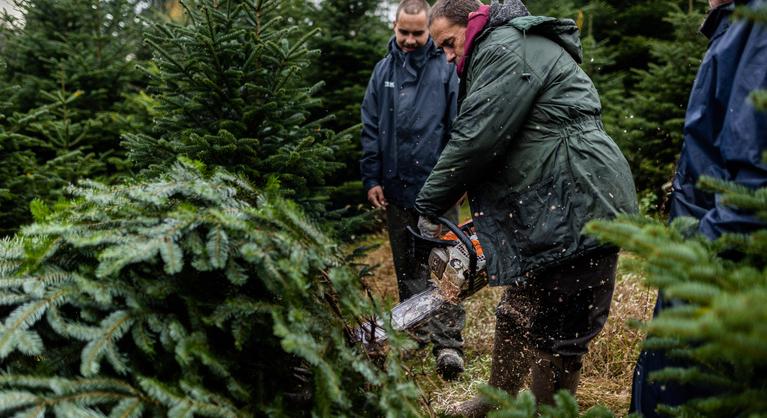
[610, 5, 708, 212]
[123, 0, 345, 213]
[303, 0, 392, 235]
[0, 160, 421, 416]
[0, 0, 424, 416]
[0, 0, 152, 235]
[585, 46, 767, 412]
[585, 177, 767, 416]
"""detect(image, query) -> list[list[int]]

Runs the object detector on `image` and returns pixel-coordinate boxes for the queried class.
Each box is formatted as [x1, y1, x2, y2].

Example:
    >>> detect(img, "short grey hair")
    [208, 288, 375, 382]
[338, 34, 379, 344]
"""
[429, 0, 482, 26]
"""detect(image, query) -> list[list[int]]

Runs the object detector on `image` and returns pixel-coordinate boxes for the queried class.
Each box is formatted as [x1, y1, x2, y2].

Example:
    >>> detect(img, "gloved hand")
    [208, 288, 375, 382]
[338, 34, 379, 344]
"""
[417, 215, 442, 238]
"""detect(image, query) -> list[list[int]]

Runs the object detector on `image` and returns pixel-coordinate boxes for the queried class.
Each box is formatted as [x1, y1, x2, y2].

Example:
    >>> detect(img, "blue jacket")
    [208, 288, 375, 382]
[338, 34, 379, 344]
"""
[359, 37, 459, 208]
[631, 1, 767, 416]
[670, 0, 767, 239]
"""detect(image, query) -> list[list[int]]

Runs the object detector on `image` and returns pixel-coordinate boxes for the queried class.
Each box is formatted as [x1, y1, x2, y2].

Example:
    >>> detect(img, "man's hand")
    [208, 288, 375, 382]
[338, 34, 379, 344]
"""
[367, 186, 387, 208]
[418, 215, 442, 238]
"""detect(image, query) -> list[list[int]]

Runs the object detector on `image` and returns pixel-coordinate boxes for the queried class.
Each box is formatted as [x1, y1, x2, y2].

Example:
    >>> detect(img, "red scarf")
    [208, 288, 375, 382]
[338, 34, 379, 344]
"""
[456, 4, 491, 77]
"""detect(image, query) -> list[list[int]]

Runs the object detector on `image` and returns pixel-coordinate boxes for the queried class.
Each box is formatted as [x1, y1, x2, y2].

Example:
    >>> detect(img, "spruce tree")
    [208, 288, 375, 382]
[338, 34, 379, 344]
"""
[610, 5, 708, 211]
[0, 160, 421, 416]
[0, 0, 151, 235]
[303, 0, 391, 235]
[584, 176, 767, 416]
[0, 0, 423, 416]
[123, 0, 345, 213]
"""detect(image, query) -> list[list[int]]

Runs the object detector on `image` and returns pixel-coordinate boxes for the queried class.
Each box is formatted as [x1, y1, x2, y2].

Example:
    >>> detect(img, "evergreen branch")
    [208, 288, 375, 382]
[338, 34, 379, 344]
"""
[10, 404, 45, 418]
[108, 398, 143, 418]
[0, 377, 147, 418]
[0, 391, 40, 414]
[46, 306, 100, 341]
[201, 5, 225, 82]
[159, 236, 184, 275]
[0, 291, 30, 305]
[206, 226, 229, 269]
[80, 311, 134, 376]
[0, 287, 70, 358]
[287, 27, 320, 60]
[139, 378, 238, 418]
[144, 38, 192, 80]
[734, 4, 767, 24]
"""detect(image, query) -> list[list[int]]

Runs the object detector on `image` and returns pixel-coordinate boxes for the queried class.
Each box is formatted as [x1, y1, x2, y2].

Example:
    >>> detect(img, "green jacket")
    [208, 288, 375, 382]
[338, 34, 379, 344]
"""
[415, 16, 638, 286]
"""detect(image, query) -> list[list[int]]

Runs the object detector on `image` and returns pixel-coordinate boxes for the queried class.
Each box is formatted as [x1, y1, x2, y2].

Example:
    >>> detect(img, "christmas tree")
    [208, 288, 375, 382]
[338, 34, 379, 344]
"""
[0, 0, 152, 235]
[584, 21, 767, 411]
[304, 0, 392, 235]
[610, 5, 708, 211]
[0, 160, 421, 416]
[584, 173, 767, 416]
[122, 0, 346, 213]
[0, 0, 422, 416]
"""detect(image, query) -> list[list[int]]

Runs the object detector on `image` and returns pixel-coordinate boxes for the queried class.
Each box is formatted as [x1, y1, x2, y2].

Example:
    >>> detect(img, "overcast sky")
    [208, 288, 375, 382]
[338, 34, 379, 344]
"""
[0, 1, 396, 24]
[0, 0, 21, 19]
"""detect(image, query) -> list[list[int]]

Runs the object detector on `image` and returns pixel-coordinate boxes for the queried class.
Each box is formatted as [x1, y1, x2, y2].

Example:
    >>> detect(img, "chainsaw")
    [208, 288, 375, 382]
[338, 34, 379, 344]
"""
[354, 217, 488, 348]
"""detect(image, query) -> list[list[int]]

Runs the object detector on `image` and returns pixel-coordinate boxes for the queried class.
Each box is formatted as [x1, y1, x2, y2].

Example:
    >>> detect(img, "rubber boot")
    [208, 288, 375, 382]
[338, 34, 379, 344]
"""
[446, 301, 531, 417]
[530, 351, 583, 406]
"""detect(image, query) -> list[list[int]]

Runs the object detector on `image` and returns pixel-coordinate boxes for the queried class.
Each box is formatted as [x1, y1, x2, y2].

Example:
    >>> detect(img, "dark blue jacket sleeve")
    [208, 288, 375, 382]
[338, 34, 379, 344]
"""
[360, 69, 382, 191]
[634, 3, 767, 415]
[697, 9, 767, 238]
[671, 0, 767, 239]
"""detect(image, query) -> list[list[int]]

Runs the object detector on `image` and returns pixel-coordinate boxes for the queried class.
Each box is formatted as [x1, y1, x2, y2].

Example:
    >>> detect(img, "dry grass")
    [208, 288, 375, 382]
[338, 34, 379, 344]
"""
[359, 237, 656, 417]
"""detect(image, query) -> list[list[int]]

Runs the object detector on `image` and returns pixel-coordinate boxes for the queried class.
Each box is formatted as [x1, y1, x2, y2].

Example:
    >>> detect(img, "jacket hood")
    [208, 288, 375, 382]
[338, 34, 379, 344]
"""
[509, 16, 583, 63]
[487, 0, 530, 28]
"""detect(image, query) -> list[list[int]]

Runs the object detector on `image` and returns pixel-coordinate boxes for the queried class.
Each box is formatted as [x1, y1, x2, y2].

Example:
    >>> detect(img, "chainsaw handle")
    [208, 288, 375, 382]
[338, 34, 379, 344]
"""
[405, 225, 452, 246]
[437, 217, 478, 280]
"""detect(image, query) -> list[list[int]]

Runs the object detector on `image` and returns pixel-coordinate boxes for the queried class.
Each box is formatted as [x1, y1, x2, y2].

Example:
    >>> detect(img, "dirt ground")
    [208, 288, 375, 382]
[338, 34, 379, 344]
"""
[360, 234, 655, 416]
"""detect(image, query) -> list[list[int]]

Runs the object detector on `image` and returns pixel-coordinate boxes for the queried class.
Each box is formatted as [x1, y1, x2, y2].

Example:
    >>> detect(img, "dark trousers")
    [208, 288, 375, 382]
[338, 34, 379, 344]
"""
[385, 203, 465, 353]
[629, 292, 716, 417]
[497, 252, 619, 357]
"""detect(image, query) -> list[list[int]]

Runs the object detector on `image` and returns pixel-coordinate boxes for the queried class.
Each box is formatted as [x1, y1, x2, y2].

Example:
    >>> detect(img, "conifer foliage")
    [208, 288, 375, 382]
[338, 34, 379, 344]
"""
[585, 172, 767, 416]
[479, 386, 616, 418]
[0, 159, 421, 417]
[610, 6, 708, 204]
[123, 0, 343, 209]
[0, 0, 422, 416]
[0, 0, 151, 235]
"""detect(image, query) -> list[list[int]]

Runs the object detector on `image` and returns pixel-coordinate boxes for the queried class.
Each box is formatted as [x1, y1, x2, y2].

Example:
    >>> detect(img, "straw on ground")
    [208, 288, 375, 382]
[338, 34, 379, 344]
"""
[361, 234, 655, 417]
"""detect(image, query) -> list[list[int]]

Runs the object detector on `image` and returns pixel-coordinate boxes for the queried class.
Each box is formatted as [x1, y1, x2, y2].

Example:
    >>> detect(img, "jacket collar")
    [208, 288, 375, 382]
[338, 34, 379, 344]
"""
[700, 1, 735, 39]
[387, 36, 437, 70]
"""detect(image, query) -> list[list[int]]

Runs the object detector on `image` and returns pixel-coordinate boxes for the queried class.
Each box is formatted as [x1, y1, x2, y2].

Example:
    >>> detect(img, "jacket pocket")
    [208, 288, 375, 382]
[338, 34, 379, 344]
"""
[509, 176, 576, 259]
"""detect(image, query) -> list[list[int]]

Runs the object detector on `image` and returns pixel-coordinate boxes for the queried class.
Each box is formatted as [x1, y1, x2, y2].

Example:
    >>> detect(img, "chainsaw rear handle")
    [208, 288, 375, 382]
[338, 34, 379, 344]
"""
[406, 216, 478, 282]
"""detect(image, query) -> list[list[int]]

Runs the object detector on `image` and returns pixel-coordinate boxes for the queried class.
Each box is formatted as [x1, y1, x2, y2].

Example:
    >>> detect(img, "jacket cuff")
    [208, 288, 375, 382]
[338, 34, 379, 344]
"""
[363, 179, 380, 191]
[414, 201, 438, 219]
